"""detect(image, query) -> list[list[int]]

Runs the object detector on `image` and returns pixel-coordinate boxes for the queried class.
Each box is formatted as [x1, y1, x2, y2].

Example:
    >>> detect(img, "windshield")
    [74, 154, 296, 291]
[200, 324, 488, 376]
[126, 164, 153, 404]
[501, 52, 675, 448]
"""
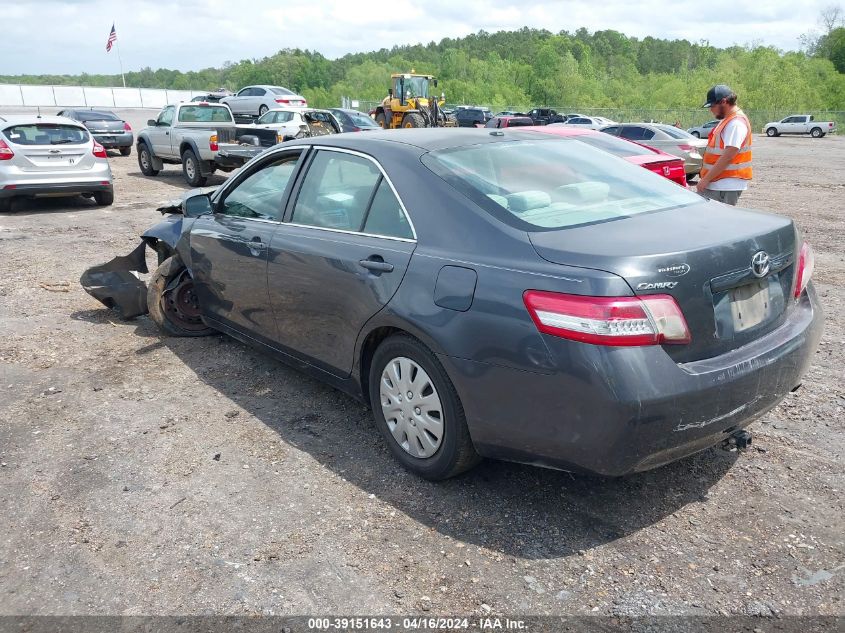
[270, 87, 294, 96]
[4, 123, 89, 145]
[403, 76, 429, 98]
[177, 105, 233, 123]
[77, 111, 119, 121]
[422, 139, 700, 230]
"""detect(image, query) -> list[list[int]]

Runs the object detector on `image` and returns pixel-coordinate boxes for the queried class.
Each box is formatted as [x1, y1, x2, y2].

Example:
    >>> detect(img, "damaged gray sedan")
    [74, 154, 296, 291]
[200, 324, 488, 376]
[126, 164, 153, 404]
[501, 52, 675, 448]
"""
[82, 130, 823, 480]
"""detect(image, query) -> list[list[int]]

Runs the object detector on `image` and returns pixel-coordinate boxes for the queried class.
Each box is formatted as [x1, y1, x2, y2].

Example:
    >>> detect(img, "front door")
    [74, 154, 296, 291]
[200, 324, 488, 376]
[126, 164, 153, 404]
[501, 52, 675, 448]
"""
[267, 148, 416, 376]
[190, 150, 304, 338]
[149, 106, 175, 157]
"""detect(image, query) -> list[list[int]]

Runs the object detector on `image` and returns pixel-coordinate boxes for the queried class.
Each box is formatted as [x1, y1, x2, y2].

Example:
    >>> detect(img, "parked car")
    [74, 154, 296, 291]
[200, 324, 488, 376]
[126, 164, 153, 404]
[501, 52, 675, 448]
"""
[526, 108, 565, 125]
[454, 108, 489, 127]
[556, 115, 617, 130]
[601, 123, 706, 179]
[82, 129, 822, 480]
[57, 109, 133, 156]
[763, 115, 836, 137]
[221, 85, 307, 118]
[688, 120, 718, 138]
[329, 108, 382, 133]
[189, 88, 232, 103]
[526, 125, 688, 187]
[252, 108, 341, 139]
[0, 115, 114, 211]
[484, 115, 534, 129]
[136, 102, 279, 187]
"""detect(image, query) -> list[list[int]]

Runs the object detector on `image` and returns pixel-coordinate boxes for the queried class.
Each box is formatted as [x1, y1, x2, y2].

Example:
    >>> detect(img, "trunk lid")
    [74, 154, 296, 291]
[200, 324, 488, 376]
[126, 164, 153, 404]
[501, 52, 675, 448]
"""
[528, 201, 797, 362]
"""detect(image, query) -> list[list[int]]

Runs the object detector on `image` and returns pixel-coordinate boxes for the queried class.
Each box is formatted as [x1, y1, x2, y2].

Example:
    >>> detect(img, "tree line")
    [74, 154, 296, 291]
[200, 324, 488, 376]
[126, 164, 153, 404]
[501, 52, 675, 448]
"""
[3, 25, 844, 115]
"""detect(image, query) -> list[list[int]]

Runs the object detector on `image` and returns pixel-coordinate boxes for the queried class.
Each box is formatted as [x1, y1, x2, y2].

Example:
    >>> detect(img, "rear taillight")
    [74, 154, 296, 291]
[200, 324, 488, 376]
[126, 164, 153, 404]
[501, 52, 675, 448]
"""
[209, 134, 219, 152]
[678, 144, 695, 151]
[0, 139, 13, 160]
[793, 242, 814, 299]
[275, 99, 289, 104]
[523, 290, 691, 346]
[351, 126, 361, 132]
[92, 141, 107, 158]
[123, 122, 132, 131]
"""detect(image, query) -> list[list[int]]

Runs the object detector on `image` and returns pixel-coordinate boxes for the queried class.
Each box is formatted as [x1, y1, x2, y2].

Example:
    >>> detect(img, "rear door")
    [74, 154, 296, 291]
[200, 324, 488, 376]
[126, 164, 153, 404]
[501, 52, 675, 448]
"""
[2, 122, 94, 174]
[190, 148, 305, 337]
[266, 147, 416, 376]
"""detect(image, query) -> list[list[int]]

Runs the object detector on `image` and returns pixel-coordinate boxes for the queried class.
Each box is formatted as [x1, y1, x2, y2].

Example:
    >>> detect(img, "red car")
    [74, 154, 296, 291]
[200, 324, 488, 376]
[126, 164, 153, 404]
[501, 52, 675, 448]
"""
[484, 115, 535, 129]
[524, 126, 688, 187]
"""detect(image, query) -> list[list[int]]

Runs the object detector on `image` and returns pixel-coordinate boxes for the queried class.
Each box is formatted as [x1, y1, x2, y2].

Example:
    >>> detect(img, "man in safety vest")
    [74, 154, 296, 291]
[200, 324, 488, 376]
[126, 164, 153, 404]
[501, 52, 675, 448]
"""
[696, 84, 752, 206]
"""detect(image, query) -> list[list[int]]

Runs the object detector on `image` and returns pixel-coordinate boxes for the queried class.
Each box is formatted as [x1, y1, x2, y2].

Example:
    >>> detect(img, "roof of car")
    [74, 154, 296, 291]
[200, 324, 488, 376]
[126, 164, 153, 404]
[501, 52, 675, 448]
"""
[0, 115, 83, 126]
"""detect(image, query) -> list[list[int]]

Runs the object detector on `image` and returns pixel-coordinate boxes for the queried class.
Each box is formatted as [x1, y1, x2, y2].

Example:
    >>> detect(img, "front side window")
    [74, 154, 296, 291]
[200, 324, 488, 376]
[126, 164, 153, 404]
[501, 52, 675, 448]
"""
[219, 154, 301, 221]
[422, 139, 700, 231]
[3, 123, 89, 146]
[158, 107, 175, 126]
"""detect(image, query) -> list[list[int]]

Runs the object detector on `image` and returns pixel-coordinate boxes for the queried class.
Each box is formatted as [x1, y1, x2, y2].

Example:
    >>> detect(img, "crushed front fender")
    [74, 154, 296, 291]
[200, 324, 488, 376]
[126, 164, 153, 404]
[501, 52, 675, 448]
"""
[79, 241, 149, 319]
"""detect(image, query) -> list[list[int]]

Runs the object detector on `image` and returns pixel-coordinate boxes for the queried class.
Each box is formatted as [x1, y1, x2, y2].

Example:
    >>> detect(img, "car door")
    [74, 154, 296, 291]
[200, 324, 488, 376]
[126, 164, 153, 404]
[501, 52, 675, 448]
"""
[229, 88, 253, 114]
[149, 106, 175, 158]
[189, 148, 305, 338]
[782, 116, 799, 133]
[266, 148, 416, 376]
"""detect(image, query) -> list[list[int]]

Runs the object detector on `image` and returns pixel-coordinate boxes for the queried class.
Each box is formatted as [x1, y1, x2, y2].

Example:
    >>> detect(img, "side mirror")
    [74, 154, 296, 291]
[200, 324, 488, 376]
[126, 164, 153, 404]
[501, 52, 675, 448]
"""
[433, 79, 438, 88]
[184, 193, 213, 218]
[148, 119, 158, 127]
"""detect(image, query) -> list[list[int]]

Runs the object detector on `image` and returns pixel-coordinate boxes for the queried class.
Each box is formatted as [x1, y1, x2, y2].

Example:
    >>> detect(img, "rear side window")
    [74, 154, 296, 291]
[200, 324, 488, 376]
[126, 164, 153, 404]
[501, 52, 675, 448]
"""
[177, 106, 232, 123]
[3, 124, 89, 146]
[363, 180, 413, 239]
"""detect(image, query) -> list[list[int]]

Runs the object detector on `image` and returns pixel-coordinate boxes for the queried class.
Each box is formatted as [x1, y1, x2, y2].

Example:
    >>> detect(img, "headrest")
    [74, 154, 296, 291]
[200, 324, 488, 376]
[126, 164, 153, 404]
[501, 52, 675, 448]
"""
[506, 190, 552, 213]
[553, 182, 610, 205]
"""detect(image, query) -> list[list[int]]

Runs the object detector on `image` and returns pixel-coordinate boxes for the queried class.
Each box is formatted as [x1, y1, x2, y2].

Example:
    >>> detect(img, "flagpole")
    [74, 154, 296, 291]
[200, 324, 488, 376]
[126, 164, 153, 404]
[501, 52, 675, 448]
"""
[114, 23, 126, 87]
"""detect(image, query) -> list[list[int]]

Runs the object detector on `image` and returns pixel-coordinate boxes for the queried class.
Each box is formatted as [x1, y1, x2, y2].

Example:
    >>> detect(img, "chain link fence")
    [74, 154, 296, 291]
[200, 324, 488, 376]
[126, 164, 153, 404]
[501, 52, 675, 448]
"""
[341, 98, 844, 131]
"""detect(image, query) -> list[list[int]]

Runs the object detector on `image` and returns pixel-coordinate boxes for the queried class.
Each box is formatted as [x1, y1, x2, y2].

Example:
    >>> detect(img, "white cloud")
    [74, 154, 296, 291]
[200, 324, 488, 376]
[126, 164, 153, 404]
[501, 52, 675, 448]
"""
[0, 0, 831, 76]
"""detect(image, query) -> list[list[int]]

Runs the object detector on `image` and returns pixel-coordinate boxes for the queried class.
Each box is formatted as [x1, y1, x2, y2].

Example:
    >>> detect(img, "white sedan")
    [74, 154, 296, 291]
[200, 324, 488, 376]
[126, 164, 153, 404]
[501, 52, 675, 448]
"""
[551, 115, 618, 130]
[250, 108, 342, 140]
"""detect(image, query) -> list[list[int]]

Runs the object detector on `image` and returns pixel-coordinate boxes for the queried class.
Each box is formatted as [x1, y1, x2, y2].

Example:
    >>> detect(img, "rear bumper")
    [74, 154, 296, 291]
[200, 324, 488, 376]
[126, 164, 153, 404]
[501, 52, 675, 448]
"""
[443, 286, 823, 476]
[0, 181, 113, 198]
[92, 132, 133, 148]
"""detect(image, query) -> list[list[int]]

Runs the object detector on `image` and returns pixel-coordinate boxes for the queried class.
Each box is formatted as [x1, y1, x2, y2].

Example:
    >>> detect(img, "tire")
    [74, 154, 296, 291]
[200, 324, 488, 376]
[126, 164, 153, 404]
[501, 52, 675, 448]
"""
[810, 127, 823, 138]
[119, 146, 132, 157]
[690, 131, 700, 138]
[181, 149, 207, 187]
[369, 334, 480, 480]
[375, 112, 388, 129]
[0, 198, 10, 213]
[401, 113, 426, 129]
[766, 127, 779, 137]
[94, 189, 114, 206]
[258, 104, 269, 117]
[138, 142, 160, 176]
[147, 256, 214, 337]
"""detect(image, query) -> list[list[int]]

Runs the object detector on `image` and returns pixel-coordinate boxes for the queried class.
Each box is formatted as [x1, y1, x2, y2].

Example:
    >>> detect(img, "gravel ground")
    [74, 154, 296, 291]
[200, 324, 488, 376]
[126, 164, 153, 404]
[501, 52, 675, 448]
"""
[0, 116, 842, 619]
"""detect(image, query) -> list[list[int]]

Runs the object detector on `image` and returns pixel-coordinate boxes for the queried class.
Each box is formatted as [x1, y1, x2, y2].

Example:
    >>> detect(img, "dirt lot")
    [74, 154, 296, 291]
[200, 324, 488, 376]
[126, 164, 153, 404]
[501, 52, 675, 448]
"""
[0, 112, 842, 619]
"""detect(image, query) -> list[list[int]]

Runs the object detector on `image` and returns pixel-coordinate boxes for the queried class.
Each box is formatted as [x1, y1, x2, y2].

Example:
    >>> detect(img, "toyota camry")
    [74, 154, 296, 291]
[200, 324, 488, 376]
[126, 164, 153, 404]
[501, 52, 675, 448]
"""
[81, 129, 823, 480]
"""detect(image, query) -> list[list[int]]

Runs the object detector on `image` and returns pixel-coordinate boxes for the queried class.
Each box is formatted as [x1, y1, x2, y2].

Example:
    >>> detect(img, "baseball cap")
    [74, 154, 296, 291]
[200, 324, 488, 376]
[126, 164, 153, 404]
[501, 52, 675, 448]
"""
[702, 84, 735, 108]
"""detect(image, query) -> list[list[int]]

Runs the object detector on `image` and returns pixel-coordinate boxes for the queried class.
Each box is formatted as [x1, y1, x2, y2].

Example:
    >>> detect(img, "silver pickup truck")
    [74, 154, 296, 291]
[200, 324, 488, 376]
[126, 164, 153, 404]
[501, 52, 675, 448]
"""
[763, 115, 837, 138]
[136, 102, 279, 186]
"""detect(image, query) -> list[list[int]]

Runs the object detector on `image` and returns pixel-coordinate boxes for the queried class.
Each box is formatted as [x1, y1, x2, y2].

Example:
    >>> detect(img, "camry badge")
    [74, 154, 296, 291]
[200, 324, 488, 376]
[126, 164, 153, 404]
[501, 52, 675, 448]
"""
[751, 251, 770, 278]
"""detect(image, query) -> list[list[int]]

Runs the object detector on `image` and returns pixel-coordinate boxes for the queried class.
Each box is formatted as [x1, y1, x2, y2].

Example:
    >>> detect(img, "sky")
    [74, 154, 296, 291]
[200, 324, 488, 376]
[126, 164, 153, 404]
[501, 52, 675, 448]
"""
[0, 0, 835, 76]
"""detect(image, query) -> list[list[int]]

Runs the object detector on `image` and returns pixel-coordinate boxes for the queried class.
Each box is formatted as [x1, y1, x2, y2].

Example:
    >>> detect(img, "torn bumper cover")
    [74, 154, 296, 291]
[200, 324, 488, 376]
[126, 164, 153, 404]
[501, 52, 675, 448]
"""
[80, 241, 150, 318]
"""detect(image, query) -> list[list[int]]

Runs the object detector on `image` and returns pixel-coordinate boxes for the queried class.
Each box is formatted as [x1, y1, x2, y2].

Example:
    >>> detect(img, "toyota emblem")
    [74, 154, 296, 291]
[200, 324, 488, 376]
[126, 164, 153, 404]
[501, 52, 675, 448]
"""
[751, 251, 770, 278]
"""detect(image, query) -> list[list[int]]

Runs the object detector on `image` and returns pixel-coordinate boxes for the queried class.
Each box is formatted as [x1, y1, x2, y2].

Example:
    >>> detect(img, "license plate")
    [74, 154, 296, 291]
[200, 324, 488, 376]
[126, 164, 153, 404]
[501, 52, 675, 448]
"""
[729, 280, 770, 332]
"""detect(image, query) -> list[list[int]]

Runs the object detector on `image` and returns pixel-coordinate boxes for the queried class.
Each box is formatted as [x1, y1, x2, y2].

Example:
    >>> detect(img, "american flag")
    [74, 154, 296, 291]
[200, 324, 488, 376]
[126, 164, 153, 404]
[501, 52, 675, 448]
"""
[106, 24, 117, 52]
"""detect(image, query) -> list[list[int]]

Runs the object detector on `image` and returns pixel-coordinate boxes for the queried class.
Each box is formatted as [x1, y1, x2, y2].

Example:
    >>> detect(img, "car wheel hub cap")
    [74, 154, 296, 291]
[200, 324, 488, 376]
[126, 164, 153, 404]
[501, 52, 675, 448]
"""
[380, 357, 444, 458]
[186, 161, 195, 178]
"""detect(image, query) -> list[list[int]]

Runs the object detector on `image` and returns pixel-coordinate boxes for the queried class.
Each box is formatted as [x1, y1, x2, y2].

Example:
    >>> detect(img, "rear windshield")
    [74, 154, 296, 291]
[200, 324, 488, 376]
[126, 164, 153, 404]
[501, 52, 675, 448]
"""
[572, 132, 658, 157]
[4, 123, 89, 145]
[77, 111, 119, 121]
[177, 105, 233, 123]
[270, 87, 294, 96]
[506, 118, 534, 127]
[655, 125, 694, 139]
[348, 112, 378, 127]
[422, 139, 699, 230]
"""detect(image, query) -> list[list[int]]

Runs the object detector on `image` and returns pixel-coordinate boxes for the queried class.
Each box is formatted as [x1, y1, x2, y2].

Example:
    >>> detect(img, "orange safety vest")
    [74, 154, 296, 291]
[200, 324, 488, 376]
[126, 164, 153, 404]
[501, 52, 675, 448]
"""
[700, 108, 752, 182]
